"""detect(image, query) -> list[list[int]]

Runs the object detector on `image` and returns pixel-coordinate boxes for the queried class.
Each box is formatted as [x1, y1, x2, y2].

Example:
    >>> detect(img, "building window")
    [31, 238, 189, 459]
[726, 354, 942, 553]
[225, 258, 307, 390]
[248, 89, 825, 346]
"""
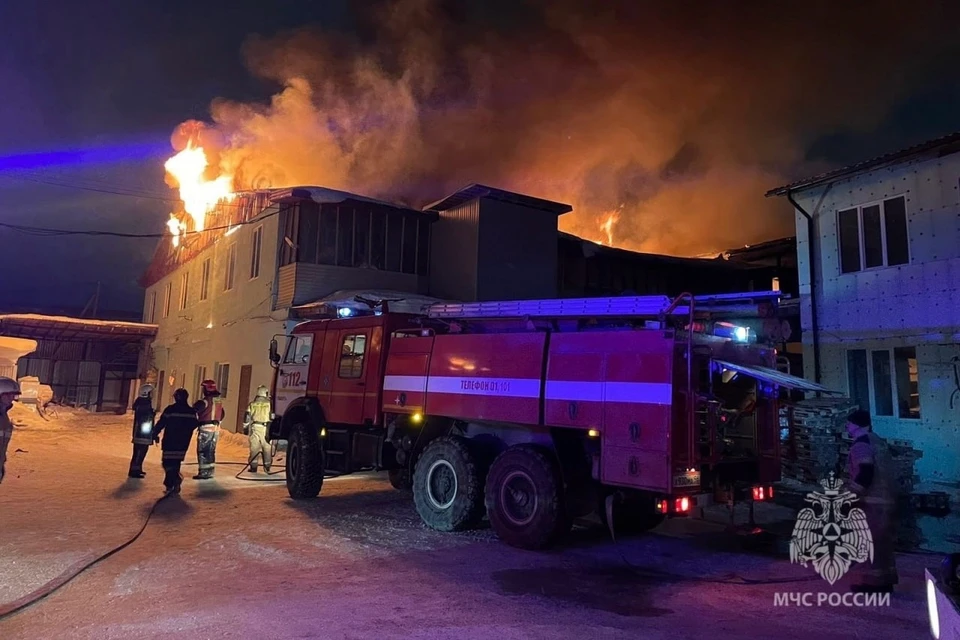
[148, 291, 157, 323]
[279, 203, 300, 267]
[179, 272, 190, 310]
[337, 209, 354, 267]
[224, 243, 237, 291]
[250, 225, 263, 279]
[319, 207, 337, 265]
[338, 334, 367, 379]
[837, 196, 909, 274]
[871, 349, 894, 416]
[162, 282, 172, 318]
[847, 349, 871, 414]
[894, 347, 920, 419]
[200, 258, 211, 301]
[193, 365, 207, 399]
[215, 363, 230, 398]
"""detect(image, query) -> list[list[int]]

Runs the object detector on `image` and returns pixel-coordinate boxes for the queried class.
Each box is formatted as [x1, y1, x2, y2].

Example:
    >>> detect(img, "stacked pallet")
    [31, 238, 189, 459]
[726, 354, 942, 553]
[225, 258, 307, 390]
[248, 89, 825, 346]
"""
[779, 399, 857, 484]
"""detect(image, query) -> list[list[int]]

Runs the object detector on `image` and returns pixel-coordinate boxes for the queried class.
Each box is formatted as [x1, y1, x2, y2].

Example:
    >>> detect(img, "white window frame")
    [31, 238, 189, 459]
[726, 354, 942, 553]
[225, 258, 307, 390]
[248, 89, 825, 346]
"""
[846, 346, 921, 421]
[250, 225, 263, 280]
[200, 258, 211, 301]
[148, 291, 157, 323]
[179, 271, 190, 310]
[162, 282, 172, 318]
[214, 362, 230, 398]
[224, 243, 237, 292]
[836, 194, 911, 275]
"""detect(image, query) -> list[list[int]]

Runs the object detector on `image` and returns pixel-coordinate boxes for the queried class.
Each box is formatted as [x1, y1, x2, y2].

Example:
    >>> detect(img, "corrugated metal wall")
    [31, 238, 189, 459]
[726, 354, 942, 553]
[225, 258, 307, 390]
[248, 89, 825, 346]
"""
[428, 200, 480, 301]
[476, 199, 558, 301]
[288, 263, 423, 306]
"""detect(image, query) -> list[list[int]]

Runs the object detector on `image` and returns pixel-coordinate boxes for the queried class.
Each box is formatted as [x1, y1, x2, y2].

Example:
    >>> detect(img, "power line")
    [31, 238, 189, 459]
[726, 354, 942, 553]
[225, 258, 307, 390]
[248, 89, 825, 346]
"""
[0, 208, 280, 239]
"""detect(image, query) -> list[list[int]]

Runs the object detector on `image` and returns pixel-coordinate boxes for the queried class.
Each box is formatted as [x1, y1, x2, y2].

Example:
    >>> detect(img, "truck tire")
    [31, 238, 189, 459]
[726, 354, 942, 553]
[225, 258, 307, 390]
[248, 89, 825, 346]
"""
[413, 436, 484, 532]
[598, 494, 664, 535]
[485, 445, 570, 550]
[388, 468, 412, 492]
[286, 422, 324, 500]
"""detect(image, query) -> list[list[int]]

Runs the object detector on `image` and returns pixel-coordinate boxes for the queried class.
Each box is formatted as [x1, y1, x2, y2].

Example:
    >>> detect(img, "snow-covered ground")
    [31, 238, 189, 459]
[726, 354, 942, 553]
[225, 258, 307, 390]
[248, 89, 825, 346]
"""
[0, 405, 938, 639]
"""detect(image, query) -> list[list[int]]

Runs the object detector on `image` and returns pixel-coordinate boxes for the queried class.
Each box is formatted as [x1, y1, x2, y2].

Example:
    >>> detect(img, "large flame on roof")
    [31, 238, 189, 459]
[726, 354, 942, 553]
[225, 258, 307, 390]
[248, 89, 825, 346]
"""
[163, 142, 235, 246]
[596, 207, 623, 246]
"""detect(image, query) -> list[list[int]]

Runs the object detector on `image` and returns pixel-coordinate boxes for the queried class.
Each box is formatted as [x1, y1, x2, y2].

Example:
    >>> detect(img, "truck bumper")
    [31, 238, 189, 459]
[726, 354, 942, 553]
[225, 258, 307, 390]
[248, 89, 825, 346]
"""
[926, 569, 960, 639]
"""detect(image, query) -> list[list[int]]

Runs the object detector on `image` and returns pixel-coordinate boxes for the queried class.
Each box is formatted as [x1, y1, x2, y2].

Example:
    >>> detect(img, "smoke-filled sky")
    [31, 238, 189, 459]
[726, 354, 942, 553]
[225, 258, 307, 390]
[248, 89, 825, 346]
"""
[3, 0, 960, 313]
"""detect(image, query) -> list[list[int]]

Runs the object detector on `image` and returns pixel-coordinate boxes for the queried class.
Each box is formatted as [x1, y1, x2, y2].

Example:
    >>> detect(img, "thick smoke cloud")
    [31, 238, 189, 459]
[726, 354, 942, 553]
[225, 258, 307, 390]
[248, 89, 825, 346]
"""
[176, 0, 960, 255]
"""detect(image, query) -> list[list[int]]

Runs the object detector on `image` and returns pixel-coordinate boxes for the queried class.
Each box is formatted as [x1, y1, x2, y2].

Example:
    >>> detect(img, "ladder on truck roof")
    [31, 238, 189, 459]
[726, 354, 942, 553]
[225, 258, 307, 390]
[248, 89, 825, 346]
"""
[425, 291, 783, 320]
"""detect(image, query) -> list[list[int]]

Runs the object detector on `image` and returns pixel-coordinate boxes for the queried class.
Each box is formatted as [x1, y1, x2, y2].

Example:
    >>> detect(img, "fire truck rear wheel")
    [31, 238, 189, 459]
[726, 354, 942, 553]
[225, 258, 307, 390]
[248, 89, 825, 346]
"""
[286, 422, 325, 500]
[413, 436, 484, 532]
[485, 445, 570, 550]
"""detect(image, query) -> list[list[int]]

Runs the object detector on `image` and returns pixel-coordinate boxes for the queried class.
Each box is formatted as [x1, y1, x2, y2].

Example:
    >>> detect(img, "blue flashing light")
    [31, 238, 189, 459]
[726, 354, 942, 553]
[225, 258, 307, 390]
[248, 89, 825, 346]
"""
[734, 326, 748, 342]
[337, 307, 354, 318]
[714, 322, 750, 342]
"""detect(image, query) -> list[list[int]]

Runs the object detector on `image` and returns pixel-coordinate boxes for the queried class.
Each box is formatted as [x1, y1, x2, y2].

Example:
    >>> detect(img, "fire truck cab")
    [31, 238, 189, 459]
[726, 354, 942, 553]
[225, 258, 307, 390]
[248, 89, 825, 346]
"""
[267, 292, 829, 549]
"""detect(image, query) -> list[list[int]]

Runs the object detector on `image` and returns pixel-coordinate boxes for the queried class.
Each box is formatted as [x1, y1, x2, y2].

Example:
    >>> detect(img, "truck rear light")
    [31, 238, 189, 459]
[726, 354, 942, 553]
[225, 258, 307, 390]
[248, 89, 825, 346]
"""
[751, 486, 775, 501]
[656, 500, 669, 514]
[674, 497, 690, 513]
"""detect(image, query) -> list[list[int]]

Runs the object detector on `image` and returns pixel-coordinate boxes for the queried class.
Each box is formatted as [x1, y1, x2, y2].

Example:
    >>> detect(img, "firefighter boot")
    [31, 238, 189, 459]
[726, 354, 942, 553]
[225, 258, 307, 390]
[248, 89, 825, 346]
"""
[249, 464, 258, 474]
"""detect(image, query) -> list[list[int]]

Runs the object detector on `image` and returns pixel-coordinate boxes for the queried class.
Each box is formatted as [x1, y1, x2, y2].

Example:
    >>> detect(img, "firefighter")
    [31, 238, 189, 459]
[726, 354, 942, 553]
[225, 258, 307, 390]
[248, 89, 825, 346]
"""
[128, 384, 156, 479]
[151, 388, 199, 494]
[0, 377, 21, 486]
[846, 409, 899, 593]
[193, 379, 224, 480]
[242, 385, 273, 474]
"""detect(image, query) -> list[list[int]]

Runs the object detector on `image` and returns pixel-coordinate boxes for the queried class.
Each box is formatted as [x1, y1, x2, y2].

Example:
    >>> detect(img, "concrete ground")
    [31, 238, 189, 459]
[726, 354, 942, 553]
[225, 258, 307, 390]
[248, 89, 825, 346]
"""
[0, 405, 939, 639]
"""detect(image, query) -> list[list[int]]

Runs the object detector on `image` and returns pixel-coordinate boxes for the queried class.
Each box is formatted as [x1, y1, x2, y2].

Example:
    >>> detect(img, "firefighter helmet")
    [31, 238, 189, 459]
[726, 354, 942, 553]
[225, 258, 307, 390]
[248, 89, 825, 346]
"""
[255, 384, 268, 398]
[200, 379, 219, 394]
[0, 377, 21, 396]
[139, 383, 155, 398]
[173, 388, 189, 403]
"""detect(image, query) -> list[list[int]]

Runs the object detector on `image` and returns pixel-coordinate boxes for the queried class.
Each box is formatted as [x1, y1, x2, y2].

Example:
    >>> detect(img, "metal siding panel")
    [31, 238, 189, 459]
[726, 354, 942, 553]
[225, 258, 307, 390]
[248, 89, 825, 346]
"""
[277, 264, 297, 307]
[424, 333, 545, 424]
[476, 199, 557, 301]
[428, 200, 480, 301]
[290, 263, 422, 306]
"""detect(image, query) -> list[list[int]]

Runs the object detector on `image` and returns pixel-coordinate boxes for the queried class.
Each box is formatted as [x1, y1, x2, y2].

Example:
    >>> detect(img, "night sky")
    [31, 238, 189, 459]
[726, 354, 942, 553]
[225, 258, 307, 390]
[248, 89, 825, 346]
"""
[2, 0, 960, 315]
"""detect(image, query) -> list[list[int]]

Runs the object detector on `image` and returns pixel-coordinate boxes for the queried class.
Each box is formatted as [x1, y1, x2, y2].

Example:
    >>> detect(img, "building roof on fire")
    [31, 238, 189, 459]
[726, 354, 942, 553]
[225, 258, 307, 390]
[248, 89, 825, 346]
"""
[266, 186, 418, 212]
[424, 184, 573, 216]
[766, 131, 960, 196]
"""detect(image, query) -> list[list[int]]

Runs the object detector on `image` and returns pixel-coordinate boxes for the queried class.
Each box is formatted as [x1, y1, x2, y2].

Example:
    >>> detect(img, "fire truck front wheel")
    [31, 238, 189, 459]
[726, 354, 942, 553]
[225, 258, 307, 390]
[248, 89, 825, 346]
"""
[485, 445, 570, 550]
[286, 422, 325, 500]
[413, 436, 485, 532]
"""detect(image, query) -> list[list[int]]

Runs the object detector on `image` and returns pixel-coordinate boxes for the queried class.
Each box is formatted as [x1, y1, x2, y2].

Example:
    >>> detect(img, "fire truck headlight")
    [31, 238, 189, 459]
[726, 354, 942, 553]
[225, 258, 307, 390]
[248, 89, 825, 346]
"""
[927, 578, 941, 639]
[587, 429, 600, 438]
[410, 412, 423, 424]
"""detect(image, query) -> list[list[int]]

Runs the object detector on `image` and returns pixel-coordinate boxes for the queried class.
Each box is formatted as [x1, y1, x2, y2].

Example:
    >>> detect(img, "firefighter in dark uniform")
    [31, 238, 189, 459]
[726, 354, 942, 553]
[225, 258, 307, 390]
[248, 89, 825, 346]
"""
[193, 379, 224, 480]
[846, 409, 899, 593]
[152, 388, 199, 494]
[128, 383, 157, 478]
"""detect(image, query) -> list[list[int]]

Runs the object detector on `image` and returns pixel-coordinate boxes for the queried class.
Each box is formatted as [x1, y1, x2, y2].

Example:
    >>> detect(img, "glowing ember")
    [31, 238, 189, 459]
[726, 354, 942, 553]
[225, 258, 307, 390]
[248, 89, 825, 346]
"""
[597, 207, 623, 246]
[163, 142, 235, 244]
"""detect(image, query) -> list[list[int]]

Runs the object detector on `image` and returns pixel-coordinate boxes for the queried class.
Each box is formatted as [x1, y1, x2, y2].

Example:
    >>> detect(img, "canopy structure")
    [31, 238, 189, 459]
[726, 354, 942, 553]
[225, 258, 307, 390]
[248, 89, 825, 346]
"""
[0, 314, 157, 342]
[714, 359, 839, 394]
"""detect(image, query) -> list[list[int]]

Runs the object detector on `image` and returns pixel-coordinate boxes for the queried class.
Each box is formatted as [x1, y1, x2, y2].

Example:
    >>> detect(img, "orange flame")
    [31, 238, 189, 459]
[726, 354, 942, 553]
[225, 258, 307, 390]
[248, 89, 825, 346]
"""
[163, 142, 235, 245]
[597, 208, 622, 246]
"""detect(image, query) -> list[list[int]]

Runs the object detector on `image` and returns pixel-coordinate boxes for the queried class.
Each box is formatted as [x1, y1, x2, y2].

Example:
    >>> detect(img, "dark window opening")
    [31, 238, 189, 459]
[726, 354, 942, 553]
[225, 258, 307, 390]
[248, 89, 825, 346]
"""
[298, 202, 320, 265]
[386, 214, 403, 272]
[354, 210, 371, 268]
[370, 210, 386, 270]
[337, 209, 354, 267]
[319, 207, 337, 265]
[847, 349, 870, 414]
[894, 346, 920, 419]
[838, 208, 861, 274]
[871, 349, 893, 416]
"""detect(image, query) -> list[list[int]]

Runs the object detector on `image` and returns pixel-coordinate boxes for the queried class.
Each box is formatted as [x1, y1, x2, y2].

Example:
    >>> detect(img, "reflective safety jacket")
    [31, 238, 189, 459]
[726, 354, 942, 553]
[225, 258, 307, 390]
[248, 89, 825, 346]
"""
[195, 394, 224, 427]
[153, 400, 199, 462]
[131, 397, 156, 445]
[245, 398, 271, 425]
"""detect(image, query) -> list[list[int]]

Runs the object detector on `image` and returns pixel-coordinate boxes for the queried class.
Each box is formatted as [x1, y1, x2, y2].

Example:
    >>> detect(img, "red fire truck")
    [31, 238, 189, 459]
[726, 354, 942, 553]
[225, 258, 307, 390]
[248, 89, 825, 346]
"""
[267, 291, 827, 549]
